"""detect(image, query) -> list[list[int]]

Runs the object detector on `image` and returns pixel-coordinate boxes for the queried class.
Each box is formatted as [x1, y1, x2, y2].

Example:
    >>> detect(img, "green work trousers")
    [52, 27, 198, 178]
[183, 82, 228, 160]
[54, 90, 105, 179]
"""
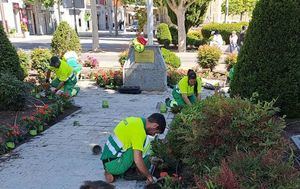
[172, 88, 196, 106]
[51, 77, 79, 96]
[102, 148, 150, 176]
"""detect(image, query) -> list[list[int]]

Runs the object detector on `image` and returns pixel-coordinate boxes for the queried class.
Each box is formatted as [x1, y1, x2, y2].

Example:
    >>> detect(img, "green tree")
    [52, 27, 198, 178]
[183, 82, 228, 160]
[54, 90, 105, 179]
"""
[167, 0, 210, 32]
[221, 0, 258, 21]
[0, 25, 24, 80]
[51, 21, 81, 57]
[231, 0, 300, 118]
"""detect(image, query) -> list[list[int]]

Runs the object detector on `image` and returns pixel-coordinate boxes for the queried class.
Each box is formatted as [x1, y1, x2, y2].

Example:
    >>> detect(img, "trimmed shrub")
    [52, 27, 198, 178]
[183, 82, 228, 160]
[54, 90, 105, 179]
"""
[202, 22, 248, 44]
[156, 23, 172, 48]
[187, 30, 204, 48]
[197, 45, 221, 71]
[0, 73, 30, 110]
[169, 26, 178, 46]
[0, 26, 24, 80]
[224, 53, 238, 71]
[161, 48, 181, 69]
[231, 0, 300, 118]
[31, 48, 52, 74]
[51, 21, 81, 57]
[155, 95, 300, 187]
[18, 50, 31, 78]
[118, 50, 129, 67]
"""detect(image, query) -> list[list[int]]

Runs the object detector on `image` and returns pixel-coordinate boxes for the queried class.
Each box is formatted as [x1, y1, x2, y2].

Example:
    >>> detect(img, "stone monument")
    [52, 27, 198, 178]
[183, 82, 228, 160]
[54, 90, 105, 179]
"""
[123, 45, 167, 91]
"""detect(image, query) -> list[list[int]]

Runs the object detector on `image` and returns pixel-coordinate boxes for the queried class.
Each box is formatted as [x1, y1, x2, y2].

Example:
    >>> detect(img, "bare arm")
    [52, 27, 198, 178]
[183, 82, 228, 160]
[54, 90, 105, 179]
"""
[197, 93, 201, 101]
[133, 150, 153, 183]
[46, 70, 51, 82]
[181, 94, 192, 106]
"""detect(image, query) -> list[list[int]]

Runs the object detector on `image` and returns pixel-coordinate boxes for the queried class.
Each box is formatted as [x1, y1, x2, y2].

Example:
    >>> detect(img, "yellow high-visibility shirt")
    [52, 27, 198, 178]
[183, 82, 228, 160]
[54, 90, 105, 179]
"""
[49, 59, 73, 82]
[178, 76, 202, 96]
[114, 117, 146, 151]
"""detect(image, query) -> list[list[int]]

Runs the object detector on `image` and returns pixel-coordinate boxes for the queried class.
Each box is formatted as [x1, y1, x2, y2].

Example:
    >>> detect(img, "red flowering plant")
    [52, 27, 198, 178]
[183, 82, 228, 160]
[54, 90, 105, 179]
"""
[84, 56, 99, 68]
[6, 124, 21, 143]
[95, 69, 123, 89]
[21, 116, 42, 131]
[34, 104, 52, 122]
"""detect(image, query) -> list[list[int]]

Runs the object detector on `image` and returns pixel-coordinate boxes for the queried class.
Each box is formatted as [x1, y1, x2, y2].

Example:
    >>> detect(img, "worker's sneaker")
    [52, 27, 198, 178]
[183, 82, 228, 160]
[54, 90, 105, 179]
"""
[104, 171, 115, 183]
[123, 168, 146, 181]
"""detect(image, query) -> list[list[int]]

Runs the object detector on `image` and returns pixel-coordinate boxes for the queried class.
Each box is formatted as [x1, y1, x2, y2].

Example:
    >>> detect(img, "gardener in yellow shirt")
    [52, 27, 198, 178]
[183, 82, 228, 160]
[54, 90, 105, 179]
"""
[167, 69, 202, 107]
[100, 113, 166, 184]
[46, 56, 80, 96]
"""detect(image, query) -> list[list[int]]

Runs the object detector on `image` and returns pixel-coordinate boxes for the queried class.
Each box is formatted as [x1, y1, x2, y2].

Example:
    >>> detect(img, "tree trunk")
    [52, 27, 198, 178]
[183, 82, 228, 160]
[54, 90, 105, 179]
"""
[108, 0, 113, 35]
[176, 10, 186, 52]
[114, 0, 118, 36]
[57, 0, 62, 22]
[240, 12, 244, 22]
[91, 0, 99, 51]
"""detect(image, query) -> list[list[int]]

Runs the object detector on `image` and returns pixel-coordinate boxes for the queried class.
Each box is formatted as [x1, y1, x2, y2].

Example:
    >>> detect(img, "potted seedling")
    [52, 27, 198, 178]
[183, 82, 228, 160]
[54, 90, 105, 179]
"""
[5, 125, 21, 149]
[102, 100, 109, 108]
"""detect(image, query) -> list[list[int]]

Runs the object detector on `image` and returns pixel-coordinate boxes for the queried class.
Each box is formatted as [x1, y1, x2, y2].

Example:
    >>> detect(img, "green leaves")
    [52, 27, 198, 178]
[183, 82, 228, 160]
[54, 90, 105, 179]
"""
[197, 45, 222, 71]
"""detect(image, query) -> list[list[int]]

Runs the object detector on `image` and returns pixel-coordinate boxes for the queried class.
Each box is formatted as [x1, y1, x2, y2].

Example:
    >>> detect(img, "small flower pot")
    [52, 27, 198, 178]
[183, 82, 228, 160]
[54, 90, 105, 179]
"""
[160, 103, 167, 113]
[29, 129, 37, 136]
[102, 100, 109, 108]
[6, 141, 15, 149]
[91, 144, 102, 155]
[38, 125, 44, 132]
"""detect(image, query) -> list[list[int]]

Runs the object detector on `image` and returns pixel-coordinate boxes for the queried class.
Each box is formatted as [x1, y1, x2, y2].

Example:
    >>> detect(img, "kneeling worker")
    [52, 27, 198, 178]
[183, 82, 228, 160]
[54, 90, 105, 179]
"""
[100, 113, 166, 184]
[46, 56, 80, 96]
[167, 69, 202, 107]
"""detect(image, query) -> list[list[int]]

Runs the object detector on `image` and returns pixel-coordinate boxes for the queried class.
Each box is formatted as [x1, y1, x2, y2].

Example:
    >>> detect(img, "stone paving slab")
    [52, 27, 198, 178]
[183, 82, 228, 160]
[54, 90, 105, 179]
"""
[0, 80, 214, 189]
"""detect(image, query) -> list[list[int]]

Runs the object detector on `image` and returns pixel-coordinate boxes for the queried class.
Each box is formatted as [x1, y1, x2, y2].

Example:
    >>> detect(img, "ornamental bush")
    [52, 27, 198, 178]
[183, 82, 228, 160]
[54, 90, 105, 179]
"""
[187, 30, 204, 47]
[224, 53, 238, 71]
[0, 73, 31, 110]
[202, 22, 248, 44]
[197, 45, 221, 71]
[169, 26, 178, 46]
[18, 50, 31, 78]
[0, 25, 24, 80]
[161, 48, 181, 69]
[31, 48, 52, 74]
[51, 21, 81, 57]
[231, 0, 300, 118]
[118, 50, 129, 67]
[155, 95, 300, 187]
[156, 23, 172, 48]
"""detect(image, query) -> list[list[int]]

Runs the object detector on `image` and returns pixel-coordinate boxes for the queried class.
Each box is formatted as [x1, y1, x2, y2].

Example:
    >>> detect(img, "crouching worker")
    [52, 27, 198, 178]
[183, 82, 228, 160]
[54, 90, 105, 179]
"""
[63, 51, 82, 79]
[166, 69, 202, 107]
[46, 56, 80, 97]
[100, 113, 166, 184]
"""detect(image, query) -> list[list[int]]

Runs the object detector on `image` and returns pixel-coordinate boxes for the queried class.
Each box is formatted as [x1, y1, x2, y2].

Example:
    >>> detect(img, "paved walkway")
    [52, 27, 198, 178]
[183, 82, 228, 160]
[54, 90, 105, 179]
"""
[0, 80, 214, 189]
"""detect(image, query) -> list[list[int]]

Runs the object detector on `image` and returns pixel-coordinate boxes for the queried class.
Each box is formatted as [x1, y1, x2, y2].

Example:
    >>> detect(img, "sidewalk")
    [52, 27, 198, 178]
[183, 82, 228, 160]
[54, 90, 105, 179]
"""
[0, 80, 215, 189]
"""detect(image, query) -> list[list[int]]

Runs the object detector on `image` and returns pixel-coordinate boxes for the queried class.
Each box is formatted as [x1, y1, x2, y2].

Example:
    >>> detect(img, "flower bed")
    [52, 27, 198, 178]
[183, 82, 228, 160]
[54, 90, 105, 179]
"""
[0, 93, 79, 155]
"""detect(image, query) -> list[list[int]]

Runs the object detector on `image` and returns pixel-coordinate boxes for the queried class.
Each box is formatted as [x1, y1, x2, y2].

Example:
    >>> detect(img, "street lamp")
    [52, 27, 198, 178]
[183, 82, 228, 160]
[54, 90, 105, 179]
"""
[146, 0, 153, 45]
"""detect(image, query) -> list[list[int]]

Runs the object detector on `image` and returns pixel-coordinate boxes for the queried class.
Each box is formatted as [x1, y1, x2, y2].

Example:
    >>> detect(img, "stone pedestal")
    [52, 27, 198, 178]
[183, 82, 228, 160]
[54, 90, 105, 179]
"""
[123, 45, 167, 91]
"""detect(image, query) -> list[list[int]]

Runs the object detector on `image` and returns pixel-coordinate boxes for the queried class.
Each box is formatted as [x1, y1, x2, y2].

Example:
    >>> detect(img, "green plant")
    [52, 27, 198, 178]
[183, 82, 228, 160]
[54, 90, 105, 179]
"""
[0, 73, 30, 110]
[31, 48, 52, 74]
[83, 56, 98, 68]
[5, 124, 21, 143]
[18, 50, 31, 78]
[0, 25, 24, 80]
[135, 8, 147, 33]
[187, 30, 203, 47]
[157, 23, 172, 48]
[51, 21, 81, 57]
[9, 29, 16, 34]
[230, 0, 300, 118]
[118, 49, 129, 67]
[202, 22, 249, 44]
[22, 116, 42, 131]
[224, 53, 237, 71]
[161, 48, 181, 69]
[167, 69, 186, 86]
[169, 26, 178, 46]
[197, 45, 221, 71]
[95, 70, 123, 89]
